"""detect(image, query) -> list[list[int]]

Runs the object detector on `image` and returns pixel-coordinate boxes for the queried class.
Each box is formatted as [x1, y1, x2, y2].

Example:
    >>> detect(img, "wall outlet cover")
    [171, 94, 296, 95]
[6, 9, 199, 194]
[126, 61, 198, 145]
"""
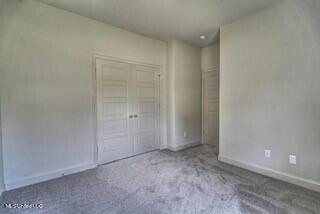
[265, 150, 271, 158]
[289, 155, 297, 165]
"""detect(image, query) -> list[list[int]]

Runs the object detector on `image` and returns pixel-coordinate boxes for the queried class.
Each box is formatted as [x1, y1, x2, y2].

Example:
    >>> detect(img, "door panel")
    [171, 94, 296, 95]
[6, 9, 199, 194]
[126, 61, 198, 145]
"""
[102, 66, 127, 81]
[103, 120, 128, 134]
[134, 131, 157, 153]
[103, 102, 127, 117]
[137, 87, 155, 98]
[96, 59, 133, 164]
[96, 58, 160, 164]
[102, 85, 127, 98]
[137, 116, 155, 130]
[138, 102, 155, 113]
[133, 65, 160, 154]
[136, 70, 154, 83]
[203, 70, 219, 145]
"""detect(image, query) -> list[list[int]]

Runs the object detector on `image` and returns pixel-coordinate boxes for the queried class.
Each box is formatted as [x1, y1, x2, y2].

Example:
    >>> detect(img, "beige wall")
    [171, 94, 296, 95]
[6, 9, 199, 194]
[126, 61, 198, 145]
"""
[220, 0, 320, 190]
[201, 44, 219, 70]
[167, 40, 202, 150]
[0, 0, 167, 190]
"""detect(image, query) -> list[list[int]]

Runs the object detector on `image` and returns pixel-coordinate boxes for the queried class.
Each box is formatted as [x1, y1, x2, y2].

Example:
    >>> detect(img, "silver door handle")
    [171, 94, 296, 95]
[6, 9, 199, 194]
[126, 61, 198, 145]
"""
[129, 115, 133, 119]
[134, 114, 138, 118]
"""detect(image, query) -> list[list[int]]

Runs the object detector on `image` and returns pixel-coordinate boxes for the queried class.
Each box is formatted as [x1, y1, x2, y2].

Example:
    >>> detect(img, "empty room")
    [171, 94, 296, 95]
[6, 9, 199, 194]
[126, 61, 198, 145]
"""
[0, 0, 320, 213]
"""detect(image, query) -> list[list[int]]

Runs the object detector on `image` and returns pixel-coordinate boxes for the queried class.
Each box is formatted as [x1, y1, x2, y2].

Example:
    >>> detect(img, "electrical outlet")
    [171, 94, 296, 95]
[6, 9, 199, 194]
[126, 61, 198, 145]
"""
[265, 150, 271, 158]
[289, 155, 297, 165]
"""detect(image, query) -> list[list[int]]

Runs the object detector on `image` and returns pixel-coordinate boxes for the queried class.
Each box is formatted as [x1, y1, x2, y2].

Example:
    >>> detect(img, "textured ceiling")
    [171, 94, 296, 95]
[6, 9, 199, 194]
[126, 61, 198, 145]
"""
[38, 0, 280, 47]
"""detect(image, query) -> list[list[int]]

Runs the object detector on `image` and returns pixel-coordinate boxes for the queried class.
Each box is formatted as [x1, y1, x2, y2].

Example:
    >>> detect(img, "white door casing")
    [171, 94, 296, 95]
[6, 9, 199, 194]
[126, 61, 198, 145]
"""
[96, 58, 160, 164]
[202, 68, 219, 145]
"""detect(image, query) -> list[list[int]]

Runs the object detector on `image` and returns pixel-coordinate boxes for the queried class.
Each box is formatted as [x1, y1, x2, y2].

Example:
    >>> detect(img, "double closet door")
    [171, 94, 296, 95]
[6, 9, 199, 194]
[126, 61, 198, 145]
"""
[96, 58, 160, 164]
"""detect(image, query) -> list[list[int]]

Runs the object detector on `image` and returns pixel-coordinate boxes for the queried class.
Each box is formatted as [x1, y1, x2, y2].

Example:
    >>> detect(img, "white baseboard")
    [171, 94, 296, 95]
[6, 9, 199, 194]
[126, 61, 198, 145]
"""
[159, 144, 167, 150]
[167, 141, 201, 152]
[218, 155, 320, 193]
[5, 162, 97, 191]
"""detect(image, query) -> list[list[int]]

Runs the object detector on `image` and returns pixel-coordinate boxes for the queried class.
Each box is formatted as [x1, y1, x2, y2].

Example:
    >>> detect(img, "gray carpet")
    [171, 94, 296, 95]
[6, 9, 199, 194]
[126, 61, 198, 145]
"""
[1, 145, 320, 214]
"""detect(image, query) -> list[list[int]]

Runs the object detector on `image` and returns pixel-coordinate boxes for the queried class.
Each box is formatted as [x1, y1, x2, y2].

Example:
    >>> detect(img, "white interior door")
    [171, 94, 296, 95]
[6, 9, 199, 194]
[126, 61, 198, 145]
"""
[132, 65, 160, 154]
[96, 59, 133, 164]
[96, 58, 160, 164]
[202, 70, 219, 145]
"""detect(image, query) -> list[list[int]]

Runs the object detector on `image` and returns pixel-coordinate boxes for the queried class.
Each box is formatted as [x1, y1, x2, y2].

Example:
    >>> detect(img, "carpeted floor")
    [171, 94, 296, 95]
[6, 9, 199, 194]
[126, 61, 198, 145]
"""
[1, 145, 320, 214]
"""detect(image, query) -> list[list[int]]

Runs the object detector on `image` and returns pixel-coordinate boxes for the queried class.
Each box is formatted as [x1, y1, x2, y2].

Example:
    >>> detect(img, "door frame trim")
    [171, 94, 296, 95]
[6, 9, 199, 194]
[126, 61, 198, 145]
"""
[91, 53, 165, 165]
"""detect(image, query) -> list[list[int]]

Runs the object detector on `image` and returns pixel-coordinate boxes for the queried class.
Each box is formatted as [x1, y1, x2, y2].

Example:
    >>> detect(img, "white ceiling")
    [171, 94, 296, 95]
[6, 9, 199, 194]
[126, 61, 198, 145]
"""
[38, 0, 280, 47]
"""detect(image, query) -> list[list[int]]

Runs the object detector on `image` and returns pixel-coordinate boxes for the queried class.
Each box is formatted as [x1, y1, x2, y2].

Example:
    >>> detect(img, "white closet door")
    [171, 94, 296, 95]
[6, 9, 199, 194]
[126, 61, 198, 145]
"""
[132, 65, 160, 154]
[96, 58, 160, 164]
[96, 59, 133, 164]
[203, 70, 219, 145]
